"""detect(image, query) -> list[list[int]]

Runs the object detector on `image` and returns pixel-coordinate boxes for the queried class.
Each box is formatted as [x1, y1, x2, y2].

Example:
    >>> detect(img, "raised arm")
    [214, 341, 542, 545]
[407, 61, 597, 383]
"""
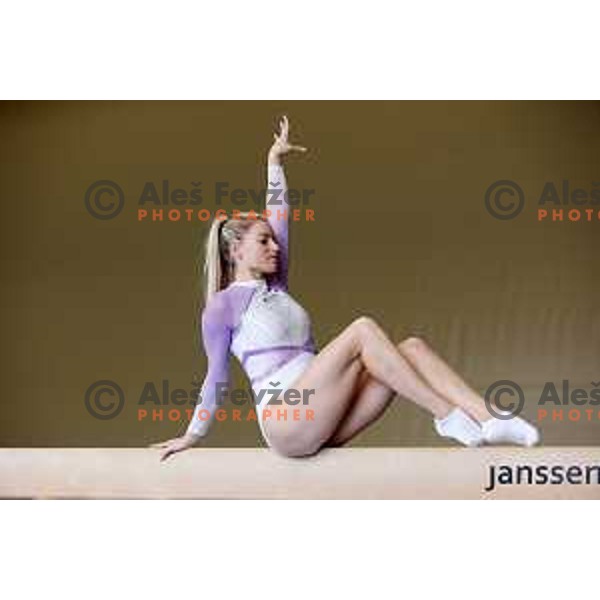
[266, 115, 307, 292]
[266, 158, 289, 291]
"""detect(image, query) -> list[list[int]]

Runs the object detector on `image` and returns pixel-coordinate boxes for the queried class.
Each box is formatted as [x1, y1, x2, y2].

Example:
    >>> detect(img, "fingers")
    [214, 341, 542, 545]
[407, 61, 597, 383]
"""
[149, 438, 179, 451]
[160, 450, 172, 462]
[272, 116, 307, 156]
[159, 442, 181, 461]
[149, 441, 168, 448]
[150, 438, 189, 462]
[275, 115, 289, 141]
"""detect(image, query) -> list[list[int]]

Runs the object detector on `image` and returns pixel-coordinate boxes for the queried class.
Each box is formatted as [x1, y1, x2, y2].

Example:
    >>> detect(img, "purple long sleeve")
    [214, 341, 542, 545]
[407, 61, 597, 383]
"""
[267, 163, 289, 291]
[186, 292, 233, 437]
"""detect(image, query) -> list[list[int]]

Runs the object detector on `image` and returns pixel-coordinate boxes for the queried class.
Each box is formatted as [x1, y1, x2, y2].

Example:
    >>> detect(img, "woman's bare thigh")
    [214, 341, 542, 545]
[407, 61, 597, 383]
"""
[261, 320, 366, 456]
[325, 367, 396, 446]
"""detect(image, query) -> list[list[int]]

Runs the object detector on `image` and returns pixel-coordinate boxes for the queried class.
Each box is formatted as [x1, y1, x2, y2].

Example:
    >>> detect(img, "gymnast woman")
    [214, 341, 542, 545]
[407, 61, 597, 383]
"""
[151, 115, 539, 461]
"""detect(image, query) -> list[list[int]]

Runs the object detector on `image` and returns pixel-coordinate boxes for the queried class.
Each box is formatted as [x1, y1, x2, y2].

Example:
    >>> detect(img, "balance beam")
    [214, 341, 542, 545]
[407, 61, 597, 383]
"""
[1, 448, 599, 499]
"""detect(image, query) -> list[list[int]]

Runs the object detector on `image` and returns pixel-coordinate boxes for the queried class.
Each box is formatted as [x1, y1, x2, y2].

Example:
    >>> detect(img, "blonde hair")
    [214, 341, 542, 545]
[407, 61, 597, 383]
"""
[203, 213, 267, 303]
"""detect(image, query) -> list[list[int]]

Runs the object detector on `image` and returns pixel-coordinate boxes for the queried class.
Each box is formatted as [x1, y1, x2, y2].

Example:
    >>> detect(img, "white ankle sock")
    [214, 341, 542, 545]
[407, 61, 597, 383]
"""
[481, 412, 540, 446]
[434, 408, 483, 447]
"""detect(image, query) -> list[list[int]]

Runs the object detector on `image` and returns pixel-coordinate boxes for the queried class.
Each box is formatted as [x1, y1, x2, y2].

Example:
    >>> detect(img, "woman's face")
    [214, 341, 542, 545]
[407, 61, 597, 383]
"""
[232, 221, 279, 276]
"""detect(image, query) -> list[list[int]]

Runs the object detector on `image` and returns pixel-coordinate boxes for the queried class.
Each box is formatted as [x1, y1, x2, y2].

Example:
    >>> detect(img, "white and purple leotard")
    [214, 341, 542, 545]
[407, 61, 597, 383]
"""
[186, 163, 317, 443]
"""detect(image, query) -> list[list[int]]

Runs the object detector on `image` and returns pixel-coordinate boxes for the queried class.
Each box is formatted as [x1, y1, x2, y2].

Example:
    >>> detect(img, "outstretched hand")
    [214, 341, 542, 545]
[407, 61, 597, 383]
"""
[268, 115, 307, 160]
[149, 433, 200, 462]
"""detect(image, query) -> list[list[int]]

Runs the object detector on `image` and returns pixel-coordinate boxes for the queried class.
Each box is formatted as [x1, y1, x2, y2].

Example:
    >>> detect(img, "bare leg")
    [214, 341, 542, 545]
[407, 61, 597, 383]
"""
[324, 335, 537, 449]
[397, 336, 490, 422]
[261, 317, 454, 457]
[325, 352, 397, 447]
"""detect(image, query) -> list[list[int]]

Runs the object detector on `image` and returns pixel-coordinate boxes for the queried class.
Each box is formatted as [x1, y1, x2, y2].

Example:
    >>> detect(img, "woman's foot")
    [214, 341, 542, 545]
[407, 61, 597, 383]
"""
[434, 407, 484, 447]
[480, 412, 540, 446]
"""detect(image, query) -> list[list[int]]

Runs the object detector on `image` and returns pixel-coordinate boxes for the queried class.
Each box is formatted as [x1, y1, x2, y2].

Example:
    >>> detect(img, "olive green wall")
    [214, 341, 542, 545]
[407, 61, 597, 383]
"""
[1, 101, 598, 447]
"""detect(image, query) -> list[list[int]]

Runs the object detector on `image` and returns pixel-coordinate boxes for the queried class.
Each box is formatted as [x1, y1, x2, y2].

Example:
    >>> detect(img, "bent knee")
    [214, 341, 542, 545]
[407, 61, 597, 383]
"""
[398, 335, 427, 352]
[351, 315, 379, 333]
